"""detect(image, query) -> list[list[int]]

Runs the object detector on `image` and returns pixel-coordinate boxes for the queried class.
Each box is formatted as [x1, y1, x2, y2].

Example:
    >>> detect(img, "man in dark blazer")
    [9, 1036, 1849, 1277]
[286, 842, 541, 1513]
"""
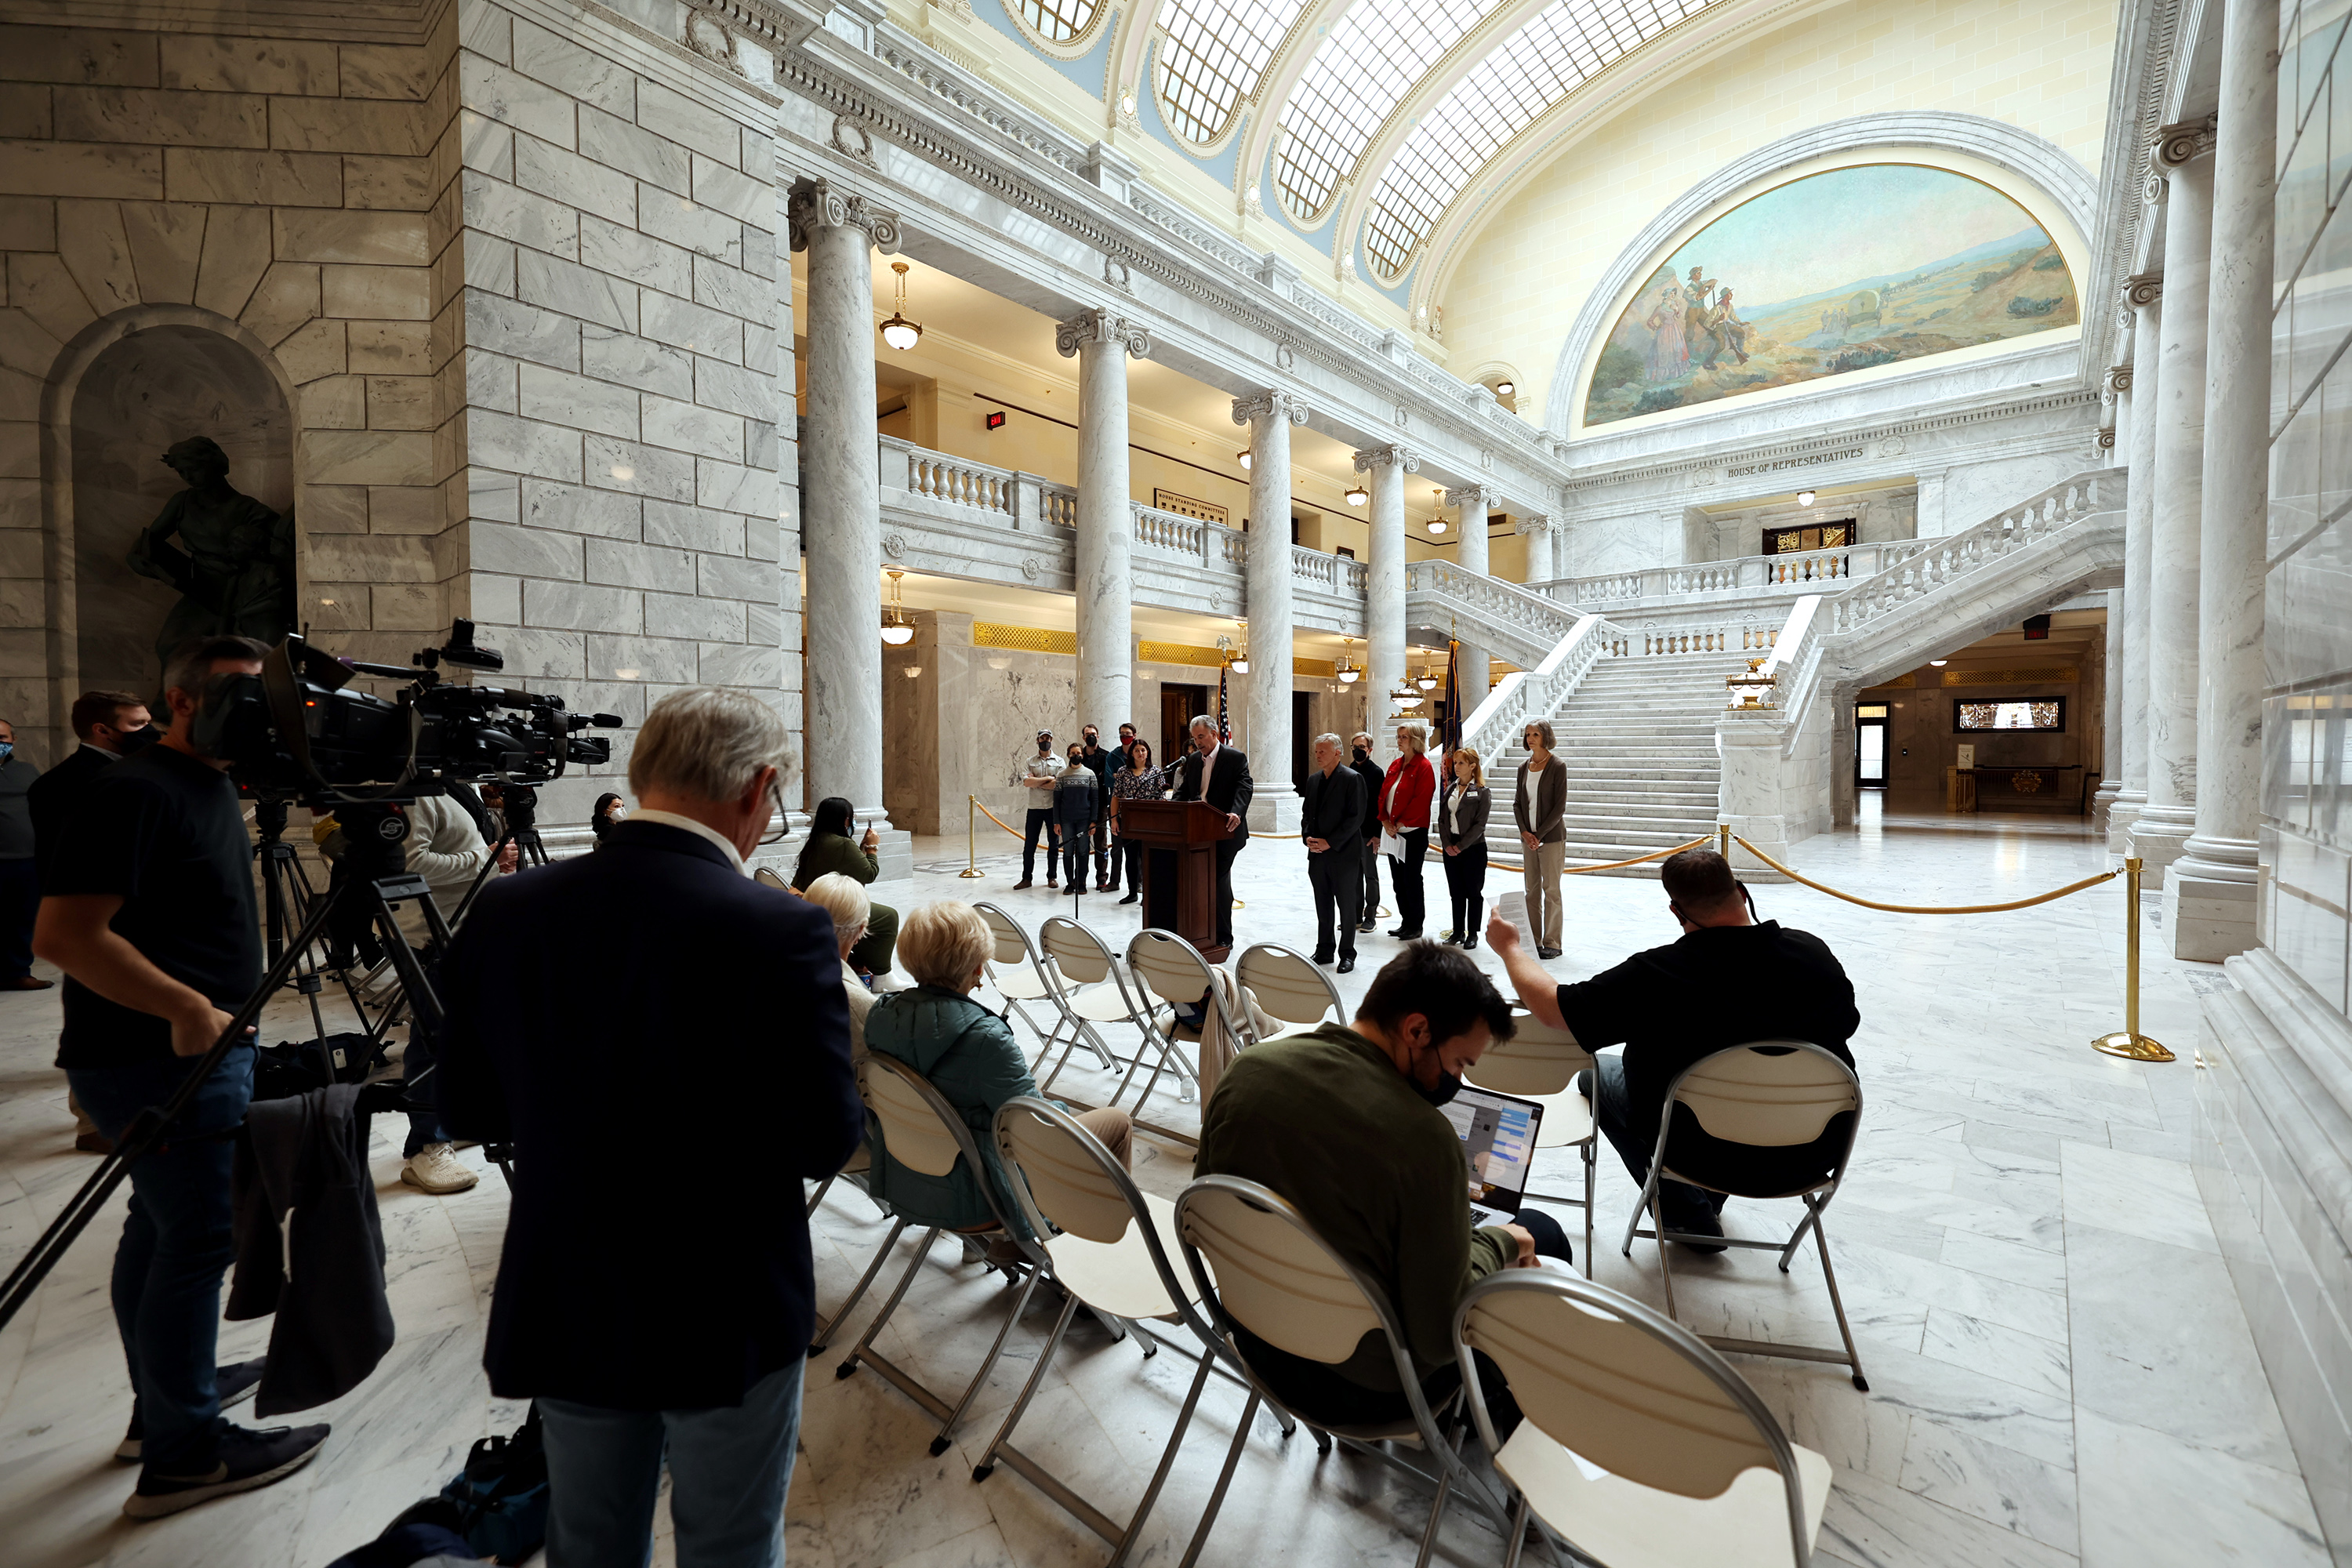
[438, 688, 860, 1568]
[29, 691, 156, 885]
[1301, 734, 1368, 971]
[1171, 713, 1253, 949]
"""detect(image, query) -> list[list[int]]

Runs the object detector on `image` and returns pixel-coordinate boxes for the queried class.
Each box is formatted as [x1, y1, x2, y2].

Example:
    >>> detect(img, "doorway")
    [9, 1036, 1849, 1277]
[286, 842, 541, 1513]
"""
[1291, 691, 1312, 790]
[1161, 684, 1209, 768]
[1856, 702, 1889, 789]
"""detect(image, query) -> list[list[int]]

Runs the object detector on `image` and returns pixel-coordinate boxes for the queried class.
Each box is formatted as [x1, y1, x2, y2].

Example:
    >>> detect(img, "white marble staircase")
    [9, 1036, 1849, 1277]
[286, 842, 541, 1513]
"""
[1485, 651, 1751, 875]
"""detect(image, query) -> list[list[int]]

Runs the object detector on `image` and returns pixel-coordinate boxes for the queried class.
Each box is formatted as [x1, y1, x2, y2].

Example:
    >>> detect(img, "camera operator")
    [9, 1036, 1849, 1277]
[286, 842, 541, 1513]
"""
[34, 634, 332, 1517]
[437, 688, 859, 1568]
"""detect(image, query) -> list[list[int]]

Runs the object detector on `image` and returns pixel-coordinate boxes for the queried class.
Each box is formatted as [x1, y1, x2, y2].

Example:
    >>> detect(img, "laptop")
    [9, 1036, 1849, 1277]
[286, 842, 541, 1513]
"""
[1437, 1083, 1545, 1229]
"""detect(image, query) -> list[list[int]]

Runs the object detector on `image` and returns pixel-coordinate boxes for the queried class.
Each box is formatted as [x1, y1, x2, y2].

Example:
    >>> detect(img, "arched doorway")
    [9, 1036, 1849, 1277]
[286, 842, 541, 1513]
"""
[67, 324, 292, 699]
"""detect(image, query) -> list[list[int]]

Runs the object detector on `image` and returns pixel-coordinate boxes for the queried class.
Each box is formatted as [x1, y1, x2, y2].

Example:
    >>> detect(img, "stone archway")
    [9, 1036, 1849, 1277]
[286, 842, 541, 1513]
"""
[66, 323, 292, 702]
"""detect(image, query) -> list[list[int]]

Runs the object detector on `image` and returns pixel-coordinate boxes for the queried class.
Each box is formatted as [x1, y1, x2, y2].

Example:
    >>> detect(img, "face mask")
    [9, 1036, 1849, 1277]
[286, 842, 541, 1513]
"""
[0, 742, 13, 762]
[1415, 1070, 1464, 1108]
[1353, 746, 1369, 762]
[114, 724, 162, 755]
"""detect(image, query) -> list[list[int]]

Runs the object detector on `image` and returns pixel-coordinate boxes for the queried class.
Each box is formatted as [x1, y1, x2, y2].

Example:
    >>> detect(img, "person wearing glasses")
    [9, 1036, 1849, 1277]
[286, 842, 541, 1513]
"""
[792, 797, 898, 983]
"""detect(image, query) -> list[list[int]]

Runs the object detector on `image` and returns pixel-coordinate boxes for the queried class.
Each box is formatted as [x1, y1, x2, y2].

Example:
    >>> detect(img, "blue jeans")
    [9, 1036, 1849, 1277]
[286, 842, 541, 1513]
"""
[67, 1044, 256, 1468]
[539, 1359, 804, 1568]
[1581, 1052, 1722, 1226]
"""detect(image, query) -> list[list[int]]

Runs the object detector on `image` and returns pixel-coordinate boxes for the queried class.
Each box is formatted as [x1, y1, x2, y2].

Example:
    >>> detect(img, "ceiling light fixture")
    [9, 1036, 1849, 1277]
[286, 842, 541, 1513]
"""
[881, 567, 915, 645]
[1425, 487, 1448, 535]
[1391, 681, 1423, 711]
[879, 262, 924, 351]
[1929, 659, 1948, 666]
[1345, 484, 1369, 506]
[1238, 449, 1253, 470]
[1336, 635, 1361, 684]
[1796, 490, 1816, 506]
[1494, 379, 1515, 397]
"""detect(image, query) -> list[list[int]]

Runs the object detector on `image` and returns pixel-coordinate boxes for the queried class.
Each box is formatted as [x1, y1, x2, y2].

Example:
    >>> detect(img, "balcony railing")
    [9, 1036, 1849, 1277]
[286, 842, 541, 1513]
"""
[1552, 538, 1933, 608]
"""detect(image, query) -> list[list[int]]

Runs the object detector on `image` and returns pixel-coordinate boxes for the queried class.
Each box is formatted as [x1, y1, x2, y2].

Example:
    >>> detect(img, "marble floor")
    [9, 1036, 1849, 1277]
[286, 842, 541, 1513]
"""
[0, 801, 2332, 1567]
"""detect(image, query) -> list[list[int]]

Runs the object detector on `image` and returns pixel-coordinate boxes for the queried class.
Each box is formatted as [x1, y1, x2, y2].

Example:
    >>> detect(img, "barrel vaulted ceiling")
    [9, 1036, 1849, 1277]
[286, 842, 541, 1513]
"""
[1082, 0, 1726, 289]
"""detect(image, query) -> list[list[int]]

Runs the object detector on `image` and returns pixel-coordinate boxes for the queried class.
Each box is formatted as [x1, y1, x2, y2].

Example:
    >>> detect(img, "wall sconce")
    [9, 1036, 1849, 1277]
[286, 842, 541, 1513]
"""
[1796, 490, 1816, 506]
[1495, 380, 1515, 397]
[902, 665, 924, 678]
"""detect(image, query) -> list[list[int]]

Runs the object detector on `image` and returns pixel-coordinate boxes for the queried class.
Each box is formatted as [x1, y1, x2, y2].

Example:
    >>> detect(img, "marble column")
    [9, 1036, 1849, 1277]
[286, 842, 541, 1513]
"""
[2092, 363, 2135, 833]
[2128, 120, 2216, 889]
[1445, 485, 1495, 711]
[1056, 308, 1152, 738]
[1518, 514, 1555, 586]
[790, 180, 898, 829]
[2168, 0, 2277, 960]
[2111, 285, 2161, 852]
[1236, 389, 1307, 829]
[1355, 445, 1417, 727]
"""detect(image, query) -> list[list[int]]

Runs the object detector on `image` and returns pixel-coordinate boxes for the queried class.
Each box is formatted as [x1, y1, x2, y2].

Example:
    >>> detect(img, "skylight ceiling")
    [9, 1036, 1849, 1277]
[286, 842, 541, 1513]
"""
[1156, 0, 1309, 143]
[1274, 0, 1509, 221]
[1015, 0, 1099, 43]
[1362, 0, 1719, 277]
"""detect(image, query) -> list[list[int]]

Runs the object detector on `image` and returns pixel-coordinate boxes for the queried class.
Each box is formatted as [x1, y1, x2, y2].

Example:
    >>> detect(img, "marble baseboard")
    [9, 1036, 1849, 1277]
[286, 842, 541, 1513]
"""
[2196, 952, 2352, 1566]
[2162, 871, 2259, 962]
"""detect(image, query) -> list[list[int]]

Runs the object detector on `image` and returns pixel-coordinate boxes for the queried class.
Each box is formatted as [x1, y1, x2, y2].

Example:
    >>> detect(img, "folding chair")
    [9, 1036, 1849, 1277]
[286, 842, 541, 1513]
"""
[1172, 1175, 1512, 1568]
[975, 902, 1096, 1071]
[1037, 916, 1178, 1101]
[1620, 1041, 1867, 1390]
[973, 1098, 1279, 1566]
[1121, 927, 1236, 1120]
[832, 1053, 1052, 1454]
[1232, 942, 1343, 1047]
[752, 866, 791, 891]
[1464, 1012, 1598, 1270]
[1452, 1271, 1833, 1568]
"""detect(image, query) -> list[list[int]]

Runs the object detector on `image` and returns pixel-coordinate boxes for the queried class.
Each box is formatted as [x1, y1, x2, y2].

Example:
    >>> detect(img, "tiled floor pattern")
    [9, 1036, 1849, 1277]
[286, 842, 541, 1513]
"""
[0, 800, 2329, 1566]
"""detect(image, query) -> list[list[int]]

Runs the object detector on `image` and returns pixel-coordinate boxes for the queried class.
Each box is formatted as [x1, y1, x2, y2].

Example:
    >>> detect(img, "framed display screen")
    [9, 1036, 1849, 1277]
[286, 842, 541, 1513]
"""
[1953, 698, 2065, 731]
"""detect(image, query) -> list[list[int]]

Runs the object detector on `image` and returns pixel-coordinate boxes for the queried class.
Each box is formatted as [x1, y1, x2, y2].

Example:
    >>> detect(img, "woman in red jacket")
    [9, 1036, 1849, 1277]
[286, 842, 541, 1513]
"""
[1376, 721, 1436, 938]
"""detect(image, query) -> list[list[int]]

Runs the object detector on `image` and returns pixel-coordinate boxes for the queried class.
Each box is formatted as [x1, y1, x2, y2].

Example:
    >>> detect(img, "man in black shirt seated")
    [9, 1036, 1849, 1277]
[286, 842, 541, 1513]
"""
[37, 635, 332, 1515]
[1486, 848, 1859, 1251]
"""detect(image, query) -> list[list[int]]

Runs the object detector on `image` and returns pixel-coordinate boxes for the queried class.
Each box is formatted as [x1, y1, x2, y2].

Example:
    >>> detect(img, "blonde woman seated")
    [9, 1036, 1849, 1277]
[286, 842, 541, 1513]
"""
[799, 873, 876, 1054]
[865, 902, 1132, 1255]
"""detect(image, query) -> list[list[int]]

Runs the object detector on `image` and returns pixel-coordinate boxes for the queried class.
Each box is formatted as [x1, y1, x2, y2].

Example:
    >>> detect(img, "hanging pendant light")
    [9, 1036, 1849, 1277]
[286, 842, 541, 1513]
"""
[1336, 635, 1361, 684]
[1425, 487, 1449, 535]
[1237, 449, 1254, 470]
[1390, 680, 1423, 711]
[880, 568, 914, 645]
[879, 262, 924, 351]
[1345, 483, 1369, 506]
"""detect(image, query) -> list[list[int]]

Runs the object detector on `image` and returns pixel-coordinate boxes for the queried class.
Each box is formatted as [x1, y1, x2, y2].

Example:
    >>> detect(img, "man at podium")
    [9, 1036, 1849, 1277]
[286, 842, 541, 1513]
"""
[1171, 714, 1252, 949]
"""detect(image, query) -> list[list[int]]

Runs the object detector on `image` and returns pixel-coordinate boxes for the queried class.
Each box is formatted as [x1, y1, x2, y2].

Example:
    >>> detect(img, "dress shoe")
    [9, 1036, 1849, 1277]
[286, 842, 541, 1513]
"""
[1336, 956, 1356, 974]
[0, 975, 53, 990]
[1012, 879, 1034, 890]
[1537, 946, 1562, 960]
[1388, 927, 1423, 940]
[1461, 933, 1479, 951]
[1668, 1208, 1729, 1254]
[1310, 951, 1335, 967]
[1118, 891, 1139, 905]
[75, 1131, 114, 1155]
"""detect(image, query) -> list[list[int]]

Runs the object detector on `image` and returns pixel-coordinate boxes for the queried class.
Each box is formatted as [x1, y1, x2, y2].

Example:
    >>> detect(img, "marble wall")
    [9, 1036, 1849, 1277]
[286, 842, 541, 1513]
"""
[2198, 9, 2352, 1561]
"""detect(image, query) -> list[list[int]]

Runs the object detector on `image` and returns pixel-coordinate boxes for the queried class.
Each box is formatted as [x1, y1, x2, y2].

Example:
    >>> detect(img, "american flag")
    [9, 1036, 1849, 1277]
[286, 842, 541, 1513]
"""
[1216, 666, 1232, 741]
[1440, 639, 1463, 753]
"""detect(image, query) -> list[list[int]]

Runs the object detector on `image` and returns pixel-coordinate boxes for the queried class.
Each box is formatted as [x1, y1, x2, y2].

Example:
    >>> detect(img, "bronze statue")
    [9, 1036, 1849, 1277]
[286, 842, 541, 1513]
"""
[127, 437, 295, 676]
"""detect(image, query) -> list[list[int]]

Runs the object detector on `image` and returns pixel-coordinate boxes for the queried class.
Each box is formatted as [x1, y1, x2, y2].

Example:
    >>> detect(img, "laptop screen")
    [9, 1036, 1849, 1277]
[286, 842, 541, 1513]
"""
[1438, 1085, 1543, 1213]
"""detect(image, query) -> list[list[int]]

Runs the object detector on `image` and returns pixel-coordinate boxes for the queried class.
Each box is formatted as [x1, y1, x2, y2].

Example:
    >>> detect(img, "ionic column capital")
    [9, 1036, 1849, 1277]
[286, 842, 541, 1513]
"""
[2103, 363, 2135, 396]
[1054, 308, 1152, 360]
[1442, 485, 1499, 511]
[2153, 116, 2219, 172]
[1352, 445, 1420, 474]
[2120, 271, 2163, 310]
[786, 179, 900, 252]
[1512, 514, 1555, 536]
[1232, 389, 1308, 427]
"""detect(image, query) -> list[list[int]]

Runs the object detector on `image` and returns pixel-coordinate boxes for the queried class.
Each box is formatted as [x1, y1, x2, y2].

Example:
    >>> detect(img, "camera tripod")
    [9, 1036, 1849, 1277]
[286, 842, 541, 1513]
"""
[0, 869, 498, 1334]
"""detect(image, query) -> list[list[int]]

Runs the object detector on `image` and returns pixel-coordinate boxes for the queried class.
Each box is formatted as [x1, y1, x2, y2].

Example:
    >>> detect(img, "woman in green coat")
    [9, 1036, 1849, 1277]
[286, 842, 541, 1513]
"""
[792, 796, 898, 979]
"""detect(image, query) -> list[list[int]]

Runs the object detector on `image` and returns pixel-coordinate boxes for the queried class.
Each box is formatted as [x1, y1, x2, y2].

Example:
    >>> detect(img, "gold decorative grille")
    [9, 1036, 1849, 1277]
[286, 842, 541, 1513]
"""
[974, 622, 1077, 655]
[1941, 667, 2079, 686]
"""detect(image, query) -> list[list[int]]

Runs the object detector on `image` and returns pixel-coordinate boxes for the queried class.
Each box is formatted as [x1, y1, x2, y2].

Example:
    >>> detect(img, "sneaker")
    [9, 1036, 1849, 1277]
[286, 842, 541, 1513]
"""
[116, 1360, 268, 1461]
[1358, 920, 1377, 934]
[401, 1143, 478, 1195]
[125, 1421, 330, 1518]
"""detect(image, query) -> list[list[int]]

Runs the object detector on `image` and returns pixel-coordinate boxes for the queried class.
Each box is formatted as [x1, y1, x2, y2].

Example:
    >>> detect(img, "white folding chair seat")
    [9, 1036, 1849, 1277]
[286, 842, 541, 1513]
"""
[968, 1099, 1270, 1566]
[1037, 916, 1167, 1096]
[1232, 944, 1341, 1046]
[1465, 1012, 1599, 1269]
[1453, 1271, 1832, 1568]
[830, 1054, 1051, 1454]
[1172, 1176, 1512, 1568]
[1621, 1040, 1867, 1389]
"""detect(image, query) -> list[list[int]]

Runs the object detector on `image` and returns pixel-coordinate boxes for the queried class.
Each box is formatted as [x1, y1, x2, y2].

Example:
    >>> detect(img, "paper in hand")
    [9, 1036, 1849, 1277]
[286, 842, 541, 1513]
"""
[1381, 829, 1403, 862]
[1494, 891, 1537, 952]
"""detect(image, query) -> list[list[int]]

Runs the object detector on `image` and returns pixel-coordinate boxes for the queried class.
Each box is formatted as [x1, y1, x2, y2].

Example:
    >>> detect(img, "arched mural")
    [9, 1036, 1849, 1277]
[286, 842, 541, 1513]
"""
[1581, 163, 2078, 428]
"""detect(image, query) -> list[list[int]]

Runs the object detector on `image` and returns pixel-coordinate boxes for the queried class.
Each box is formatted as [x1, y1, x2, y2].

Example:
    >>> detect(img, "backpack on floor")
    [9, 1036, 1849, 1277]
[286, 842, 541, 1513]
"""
[437, 1405, 550, 1566]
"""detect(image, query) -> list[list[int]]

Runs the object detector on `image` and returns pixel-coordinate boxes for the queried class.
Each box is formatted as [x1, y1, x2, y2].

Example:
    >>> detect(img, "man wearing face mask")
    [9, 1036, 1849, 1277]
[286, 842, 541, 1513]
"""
[36, 635, 336, 1516]
[0, 715, 47, 992]
[1487, 847, 1860, 1252]
[1193, 942, 1572, 1427]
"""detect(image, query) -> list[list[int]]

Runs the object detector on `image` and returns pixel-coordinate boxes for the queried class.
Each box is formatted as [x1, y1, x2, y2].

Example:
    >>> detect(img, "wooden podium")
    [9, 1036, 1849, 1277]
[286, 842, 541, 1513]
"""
[1120, 799, 1235, 961]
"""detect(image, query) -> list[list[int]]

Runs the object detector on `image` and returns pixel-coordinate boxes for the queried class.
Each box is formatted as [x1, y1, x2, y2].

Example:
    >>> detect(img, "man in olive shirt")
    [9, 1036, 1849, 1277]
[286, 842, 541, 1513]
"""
[1193, 943, 1570, 1426]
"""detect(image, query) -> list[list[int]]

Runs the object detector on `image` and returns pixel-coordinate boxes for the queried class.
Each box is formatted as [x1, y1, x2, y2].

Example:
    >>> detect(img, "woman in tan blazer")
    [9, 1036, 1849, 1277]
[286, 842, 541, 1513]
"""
[1514, 719, 1568, 958]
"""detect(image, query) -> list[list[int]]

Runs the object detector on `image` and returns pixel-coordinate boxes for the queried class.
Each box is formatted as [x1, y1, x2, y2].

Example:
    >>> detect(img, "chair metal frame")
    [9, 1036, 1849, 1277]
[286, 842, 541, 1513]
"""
[1451, 1269, 1820, 1568]
[1463, 1011, 1599, 1272]
[1172, 1175, 1515, 1568]
[830, 1053, 1056, 1454]
[1230, 942, 1343, 1049]
[1035, 916, 1175, 1100]
[1619, 1040, 1868, 1390]
[973, 1098, 1283, 1566]
[1117, 927, 1246, 1125]
[974, 901, 1111, 1075]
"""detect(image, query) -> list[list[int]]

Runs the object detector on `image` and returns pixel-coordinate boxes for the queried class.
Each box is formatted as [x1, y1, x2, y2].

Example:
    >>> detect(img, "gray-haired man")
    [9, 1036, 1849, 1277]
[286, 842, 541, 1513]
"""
[1301, 734, 1368, 971]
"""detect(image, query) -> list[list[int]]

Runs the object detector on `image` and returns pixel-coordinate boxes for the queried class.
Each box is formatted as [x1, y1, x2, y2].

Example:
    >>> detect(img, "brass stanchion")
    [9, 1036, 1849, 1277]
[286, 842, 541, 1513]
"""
[958, 796, 985, 879]
[2092, 856, 2172, 1062]
[1719, 822, 1731, 861]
